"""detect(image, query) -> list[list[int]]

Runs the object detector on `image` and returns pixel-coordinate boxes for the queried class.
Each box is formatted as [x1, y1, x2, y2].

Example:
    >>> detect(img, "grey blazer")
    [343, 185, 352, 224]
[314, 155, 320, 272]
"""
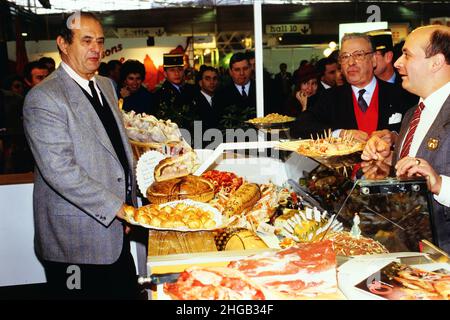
[23, 66, 137, 264]
[394, 94, 450, 253]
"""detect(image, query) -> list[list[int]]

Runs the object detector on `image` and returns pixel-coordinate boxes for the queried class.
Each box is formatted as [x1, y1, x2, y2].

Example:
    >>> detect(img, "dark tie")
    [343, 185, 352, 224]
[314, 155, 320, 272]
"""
[399, 102, 426, 159]
[88, 80, 102, 107]
[358, 89, 368, 112]
[241, 86, 247, 98]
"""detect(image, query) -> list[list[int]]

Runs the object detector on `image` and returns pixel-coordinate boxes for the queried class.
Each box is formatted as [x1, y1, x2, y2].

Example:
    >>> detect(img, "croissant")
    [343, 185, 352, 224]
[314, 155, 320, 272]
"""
[222, 183, 261, 217]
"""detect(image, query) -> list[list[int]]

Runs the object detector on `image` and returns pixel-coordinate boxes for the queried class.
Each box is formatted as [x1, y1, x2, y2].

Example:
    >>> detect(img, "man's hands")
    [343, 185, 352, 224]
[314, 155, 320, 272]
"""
[395, 156, 442, 195]
[340, 129, 369, 142]
[116, 204, 135, 235]
[361, 160, 391, 180]
[361, 130, 397, 161]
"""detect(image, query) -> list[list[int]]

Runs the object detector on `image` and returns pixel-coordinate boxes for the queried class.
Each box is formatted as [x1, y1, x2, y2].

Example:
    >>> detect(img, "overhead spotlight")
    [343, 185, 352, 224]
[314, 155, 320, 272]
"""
[38, 0, 51, 9]
[21, 32, 28, 37]
[323, 48, 333, 57]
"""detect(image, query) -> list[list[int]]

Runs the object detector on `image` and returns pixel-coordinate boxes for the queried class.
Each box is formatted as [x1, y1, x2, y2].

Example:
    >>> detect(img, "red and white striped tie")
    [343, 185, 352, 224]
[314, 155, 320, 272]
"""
[399, 102, 425, 159]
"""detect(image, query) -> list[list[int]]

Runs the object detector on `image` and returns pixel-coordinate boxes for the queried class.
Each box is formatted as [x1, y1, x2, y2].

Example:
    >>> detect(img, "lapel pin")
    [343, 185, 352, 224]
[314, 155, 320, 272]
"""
[427, 138, 439, 150]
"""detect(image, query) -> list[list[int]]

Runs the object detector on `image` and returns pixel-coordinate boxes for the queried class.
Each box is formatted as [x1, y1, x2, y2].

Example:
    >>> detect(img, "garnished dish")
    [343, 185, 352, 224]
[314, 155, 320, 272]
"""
[247, 113, 295, 124]
[201, 170, 243, 194]
[296, 136, 365, 157]
[228, 240, 338, 298]
[124, 199, 221, 231]
[274, 207, 343, 243]
[325, 231, 389, 256]
[163, 267, 267, 300]
[356, 262, 450, 300]
[122, 111, 182, 143]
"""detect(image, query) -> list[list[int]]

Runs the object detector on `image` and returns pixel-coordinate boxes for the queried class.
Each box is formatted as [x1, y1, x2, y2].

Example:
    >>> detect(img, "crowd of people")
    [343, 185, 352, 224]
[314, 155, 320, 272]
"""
[0, 27, 420, 175]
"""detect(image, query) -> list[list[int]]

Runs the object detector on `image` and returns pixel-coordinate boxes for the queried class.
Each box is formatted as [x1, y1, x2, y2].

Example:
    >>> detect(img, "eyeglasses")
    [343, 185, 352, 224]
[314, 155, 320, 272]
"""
[339, 50, 373, 64]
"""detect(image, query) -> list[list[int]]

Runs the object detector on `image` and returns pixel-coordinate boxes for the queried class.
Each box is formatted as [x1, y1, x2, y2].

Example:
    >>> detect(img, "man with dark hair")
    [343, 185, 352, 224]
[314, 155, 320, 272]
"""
[38, 56, 56, 74]
[119, 59, 154, 114]
[154, 53, 197, 138]
[192, 66, 220, 145]
[107, 59, 122, 90]
[274, 62, 293, 103]
[23, 61, 49, 93]
[23, 11, 139, 299]
[215, 52, 256, 130]
[315, 57, 338, 93]
[297, 33, 408, 141]
[363, 25, 450, 254]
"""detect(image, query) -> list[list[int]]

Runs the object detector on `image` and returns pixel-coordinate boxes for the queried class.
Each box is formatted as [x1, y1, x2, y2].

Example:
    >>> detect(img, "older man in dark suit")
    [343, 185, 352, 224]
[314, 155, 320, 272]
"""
[296, 33, 409, 142]
[23, 12, 139, 299]
[362, 25, 450, 254]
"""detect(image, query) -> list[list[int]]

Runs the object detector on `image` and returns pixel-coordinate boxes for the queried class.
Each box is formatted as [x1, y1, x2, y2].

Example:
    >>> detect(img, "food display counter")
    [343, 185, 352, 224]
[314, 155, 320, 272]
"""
[140, 141, 449, 300]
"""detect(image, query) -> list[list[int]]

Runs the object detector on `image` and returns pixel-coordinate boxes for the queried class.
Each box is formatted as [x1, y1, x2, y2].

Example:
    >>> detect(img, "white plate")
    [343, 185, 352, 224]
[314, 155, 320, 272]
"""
[136, 150, 167, 196]
[129, 199, 231, 232]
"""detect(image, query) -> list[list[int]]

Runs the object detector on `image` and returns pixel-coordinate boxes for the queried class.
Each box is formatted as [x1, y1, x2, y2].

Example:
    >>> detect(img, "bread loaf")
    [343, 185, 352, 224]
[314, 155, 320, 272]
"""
[222, 183, 261, 217]
[147, 175, 215, 204]
[215, 228, 268, 251]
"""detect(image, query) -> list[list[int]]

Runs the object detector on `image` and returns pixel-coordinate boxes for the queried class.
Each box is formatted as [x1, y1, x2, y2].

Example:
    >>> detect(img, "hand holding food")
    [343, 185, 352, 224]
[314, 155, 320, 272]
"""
[361, 135, 392, 161]
[340, 129, 369, 143]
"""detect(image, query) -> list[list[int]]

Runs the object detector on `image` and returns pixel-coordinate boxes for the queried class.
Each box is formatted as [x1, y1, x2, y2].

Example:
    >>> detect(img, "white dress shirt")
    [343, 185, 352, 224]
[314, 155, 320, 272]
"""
[350, 76, 377, 107]
[61, 61, 104, 105]
[402, 81, 450, 207]
[321, 81, 331, 90]
[234, 82, 250, 96]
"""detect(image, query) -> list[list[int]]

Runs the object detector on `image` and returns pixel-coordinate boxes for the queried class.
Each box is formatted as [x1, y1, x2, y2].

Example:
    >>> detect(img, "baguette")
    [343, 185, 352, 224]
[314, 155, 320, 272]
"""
[222, 183, 261, 217]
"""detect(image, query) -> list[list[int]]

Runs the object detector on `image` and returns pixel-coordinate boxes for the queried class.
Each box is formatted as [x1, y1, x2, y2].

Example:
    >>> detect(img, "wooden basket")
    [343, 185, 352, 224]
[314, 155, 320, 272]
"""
[129, 139, 164, 160]
[148, 230, 218, 256]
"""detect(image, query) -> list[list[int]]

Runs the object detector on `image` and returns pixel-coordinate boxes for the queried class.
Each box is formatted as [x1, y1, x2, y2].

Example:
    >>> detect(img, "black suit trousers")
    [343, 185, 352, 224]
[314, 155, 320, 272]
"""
[42, 236, 138, 300]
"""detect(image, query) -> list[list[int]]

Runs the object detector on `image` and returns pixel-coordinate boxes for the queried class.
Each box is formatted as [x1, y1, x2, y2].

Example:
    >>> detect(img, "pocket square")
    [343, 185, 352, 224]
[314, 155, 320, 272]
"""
[388, 113, 402, 124]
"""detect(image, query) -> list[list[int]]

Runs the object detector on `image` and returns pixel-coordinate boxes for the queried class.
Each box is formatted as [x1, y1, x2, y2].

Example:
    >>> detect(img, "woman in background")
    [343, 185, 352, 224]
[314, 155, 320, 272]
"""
[284, 64, 319, 117]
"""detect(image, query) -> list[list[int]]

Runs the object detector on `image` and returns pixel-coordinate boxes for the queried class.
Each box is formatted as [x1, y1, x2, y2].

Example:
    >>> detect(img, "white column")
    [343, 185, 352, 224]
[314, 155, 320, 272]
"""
[253, 0, 264, 118]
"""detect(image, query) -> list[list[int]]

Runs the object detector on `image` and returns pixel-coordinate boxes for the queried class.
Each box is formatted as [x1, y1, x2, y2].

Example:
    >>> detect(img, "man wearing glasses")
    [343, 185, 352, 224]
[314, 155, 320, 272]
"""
[297, 33, 408, 143]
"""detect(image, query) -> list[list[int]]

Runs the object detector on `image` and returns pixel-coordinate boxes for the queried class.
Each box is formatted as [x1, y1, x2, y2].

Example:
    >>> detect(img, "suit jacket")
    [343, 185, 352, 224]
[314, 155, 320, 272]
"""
[23, 66, 137, 264]
[192, 90, 219, 130]
[393, 94, 450, 254]
[214, 80, 257, 130]
[154, 81, 198, 137]
[295, 78, 410, 139]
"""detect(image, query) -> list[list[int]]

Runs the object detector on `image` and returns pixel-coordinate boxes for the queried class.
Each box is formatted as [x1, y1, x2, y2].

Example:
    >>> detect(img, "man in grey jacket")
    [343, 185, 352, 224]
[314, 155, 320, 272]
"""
[362, 25, 450, 254]
[23, 12, 138, 299]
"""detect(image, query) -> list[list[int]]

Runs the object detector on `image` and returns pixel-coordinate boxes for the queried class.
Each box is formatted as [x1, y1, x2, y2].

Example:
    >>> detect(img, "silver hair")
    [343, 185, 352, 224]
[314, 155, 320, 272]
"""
[341, 33, 374, 51]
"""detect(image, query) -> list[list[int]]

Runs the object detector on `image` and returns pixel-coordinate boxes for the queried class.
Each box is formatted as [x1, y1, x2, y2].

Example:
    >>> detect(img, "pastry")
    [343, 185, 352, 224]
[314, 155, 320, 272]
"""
[147, 175, 215, 204]
[154, 151, 199, 182]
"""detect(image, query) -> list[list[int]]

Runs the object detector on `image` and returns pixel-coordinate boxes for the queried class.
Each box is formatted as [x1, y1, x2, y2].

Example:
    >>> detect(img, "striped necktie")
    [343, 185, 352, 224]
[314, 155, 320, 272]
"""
[399, 102, 426, 159]
[358, 89, 368, 112]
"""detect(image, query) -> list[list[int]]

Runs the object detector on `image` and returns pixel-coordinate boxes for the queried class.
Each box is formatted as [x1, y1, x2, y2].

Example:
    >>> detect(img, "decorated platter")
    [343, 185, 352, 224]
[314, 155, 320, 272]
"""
[125, 199, 232, 232]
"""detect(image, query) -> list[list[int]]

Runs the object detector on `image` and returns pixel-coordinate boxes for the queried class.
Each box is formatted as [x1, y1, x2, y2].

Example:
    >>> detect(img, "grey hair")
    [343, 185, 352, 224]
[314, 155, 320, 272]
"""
[341, 33, 374, 51]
